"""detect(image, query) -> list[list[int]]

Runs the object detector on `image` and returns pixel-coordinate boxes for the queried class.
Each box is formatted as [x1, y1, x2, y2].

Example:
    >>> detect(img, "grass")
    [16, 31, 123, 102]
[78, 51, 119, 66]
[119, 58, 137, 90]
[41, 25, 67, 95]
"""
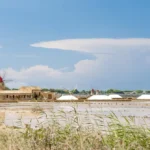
[0, 106, 150, 150]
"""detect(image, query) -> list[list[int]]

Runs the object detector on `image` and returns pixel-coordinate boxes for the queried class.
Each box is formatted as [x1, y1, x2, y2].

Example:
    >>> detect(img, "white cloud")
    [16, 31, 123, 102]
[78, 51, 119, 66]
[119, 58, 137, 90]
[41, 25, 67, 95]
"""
[4, 65, 63, 88]
[3, 53, 150, 90]
[58, 67, 70, 72]
[7, 81, 28, 89]
[4, 65, 62, 80]
[31, 38, 150, 54]
[2, 38, 150, 90]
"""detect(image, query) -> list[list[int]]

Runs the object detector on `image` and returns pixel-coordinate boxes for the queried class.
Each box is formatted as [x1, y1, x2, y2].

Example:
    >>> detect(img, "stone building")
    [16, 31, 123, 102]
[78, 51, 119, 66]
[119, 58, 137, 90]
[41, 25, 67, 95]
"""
[0, 76, 56, 101]
[0, 86, 56, 101]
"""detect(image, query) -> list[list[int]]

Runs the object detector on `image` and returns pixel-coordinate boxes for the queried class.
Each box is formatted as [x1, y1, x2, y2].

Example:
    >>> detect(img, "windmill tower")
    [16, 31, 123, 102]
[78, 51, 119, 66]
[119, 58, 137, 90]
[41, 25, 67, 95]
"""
[0, 76, 5, 90]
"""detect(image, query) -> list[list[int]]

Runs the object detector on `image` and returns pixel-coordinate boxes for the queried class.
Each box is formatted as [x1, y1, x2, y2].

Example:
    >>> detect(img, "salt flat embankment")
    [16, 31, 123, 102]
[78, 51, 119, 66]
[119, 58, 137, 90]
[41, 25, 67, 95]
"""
[0, 101, 150, 110]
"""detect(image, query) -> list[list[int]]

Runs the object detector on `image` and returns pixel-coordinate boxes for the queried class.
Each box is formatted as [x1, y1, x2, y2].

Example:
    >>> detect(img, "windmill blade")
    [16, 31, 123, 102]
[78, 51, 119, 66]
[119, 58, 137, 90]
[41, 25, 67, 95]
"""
[0, 71, 13, 83]
[2, 71, 7, 80]
[0, 71, 7, 81]
[3, 79, 14, 82]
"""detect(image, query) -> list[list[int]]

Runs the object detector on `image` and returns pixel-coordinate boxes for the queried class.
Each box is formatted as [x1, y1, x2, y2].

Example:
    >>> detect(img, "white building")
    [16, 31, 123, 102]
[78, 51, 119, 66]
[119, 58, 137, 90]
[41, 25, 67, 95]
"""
[87, 95, 112, 100]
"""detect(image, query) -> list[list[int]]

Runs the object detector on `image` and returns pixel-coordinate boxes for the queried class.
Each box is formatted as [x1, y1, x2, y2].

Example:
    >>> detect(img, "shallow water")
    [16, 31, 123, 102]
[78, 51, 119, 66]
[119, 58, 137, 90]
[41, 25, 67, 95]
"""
[3, 102, 150, 128]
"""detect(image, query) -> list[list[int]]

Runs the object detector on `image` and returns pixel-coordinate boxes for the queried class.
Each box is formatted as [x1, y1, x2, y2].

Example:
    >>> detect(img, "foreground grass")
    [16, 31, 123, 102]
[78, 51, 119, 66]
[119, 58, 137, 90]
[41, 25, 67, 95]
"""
[1, 107, 150, 150]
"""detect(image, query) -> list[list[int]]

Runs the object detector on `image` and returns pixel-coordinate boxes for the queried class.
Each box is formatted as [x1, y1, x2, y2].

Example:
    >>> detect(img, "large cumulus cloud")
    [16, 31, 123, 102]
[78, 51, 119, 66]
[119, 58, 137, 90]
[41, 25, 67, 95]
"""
[3, 38, 150, 90]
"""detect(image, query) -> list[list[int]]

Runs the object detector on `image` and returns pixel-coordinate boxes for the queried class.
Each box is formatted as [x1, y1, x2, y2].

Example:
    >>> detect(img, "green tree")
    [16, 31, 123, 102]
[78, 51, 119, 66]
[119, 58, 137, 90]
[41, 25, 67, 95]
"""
[71, 89, 79, 94]
[80, 90, 86, 94]
[12, 88, 18, 90]
[135, 90, 143, 94]
[106, 89, 124, 94]
[5, 87, 10, 90]
[54, 89, 69, 94]
[42, 88, 49, 91]
[49, 89, 55, 92]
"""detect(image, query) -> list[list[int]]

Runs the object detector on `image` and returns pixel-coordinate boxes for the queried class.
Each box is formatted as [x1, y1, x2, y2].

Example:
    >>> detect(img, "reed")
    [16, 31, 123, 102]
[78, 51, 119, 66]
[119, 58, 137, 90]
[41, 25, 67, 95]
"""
[0, 106, 150, 150]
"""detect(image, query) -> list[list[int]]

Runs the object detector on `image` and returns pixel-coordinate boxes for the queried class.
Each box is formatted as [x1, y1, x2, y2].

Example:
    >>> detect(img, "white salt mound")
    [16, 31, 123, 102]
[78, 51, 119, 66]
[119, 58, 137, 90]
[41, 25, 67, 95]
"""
[137, 95, 150, 100]
[57, 95, 78, 100]
[109, 94, 122, 99]
[88, 95, 112, 100]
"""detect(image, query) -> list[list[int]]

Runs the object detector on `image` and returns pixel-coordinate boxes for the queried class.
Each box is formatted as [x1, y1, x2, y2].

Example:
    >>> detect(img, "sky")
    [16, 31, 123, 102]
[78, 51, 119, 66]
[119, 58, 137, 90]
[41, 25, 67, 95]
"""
[0, 0, 150, 90]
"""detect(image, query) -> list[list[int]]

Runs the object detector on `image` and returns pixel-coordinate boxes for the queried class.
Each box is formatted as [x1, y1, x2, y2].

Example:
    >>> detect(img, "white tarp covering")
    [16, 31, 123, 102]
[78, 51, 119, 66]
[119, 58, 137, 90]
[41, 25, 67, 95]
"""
[137, 95, 150, 100]
[57, 95, 78, 100]
[87, 95, 112, 100]
[109, 94, 122, 99]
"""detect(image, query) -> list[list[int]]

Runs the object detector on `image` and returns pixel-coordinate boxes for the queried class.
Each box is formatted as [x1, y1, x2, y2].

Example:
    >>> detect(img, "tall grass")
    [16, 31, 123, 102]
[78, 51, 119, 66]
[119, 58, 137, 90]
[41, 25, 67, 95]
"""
[1, 106, 150, 150]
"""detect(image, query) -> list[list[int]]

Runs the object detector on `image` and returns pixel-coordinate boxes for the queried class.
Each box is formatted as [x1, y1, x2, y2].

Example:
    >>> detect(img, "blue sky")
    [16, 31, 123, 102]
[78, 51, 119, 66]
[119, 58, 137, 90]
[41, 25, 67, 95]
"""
[0, 0, 150, 90]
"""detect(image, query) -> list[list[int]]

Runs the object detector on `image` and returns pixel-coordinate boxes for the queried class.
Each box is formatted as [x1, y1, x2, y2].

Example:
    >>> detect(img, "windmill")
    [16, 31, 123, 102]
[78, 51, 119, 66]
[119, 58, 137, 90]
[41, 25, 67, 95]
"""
[0, 71, 13, 90]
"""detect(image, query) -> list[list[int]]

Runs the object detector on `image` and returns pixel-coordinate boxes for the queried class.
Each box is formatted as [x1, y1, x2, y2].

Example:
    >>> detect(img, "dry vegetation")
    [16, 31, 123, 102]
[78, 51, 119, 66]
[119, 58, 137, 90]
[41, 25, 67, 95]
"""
[0, 107, 150, 150]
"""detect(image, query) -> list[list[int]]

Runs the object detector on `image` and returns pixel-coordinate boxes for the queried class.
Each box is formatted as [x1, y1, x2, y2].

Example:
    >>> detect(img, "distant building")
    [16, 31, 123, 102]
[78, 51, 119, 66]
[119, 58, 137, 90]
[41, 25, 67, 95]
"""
[96, 90, 100, 95]
[0, 79, 55, 101]
[90, 89, 95, 95]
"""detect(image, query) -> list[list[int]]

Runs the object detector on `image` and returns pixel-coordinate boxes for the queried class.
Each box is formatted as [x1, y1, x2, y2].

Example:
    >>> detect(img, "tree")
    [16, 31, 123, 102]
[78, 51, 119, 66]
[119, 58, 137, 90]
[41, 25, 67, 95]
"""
[49, 89, 55, 92]
[80, 90, 86, 94]
[71, 89, 79, 94]
[135, 90, 143, 94]
[106, 89, 124, 94]
[5, 87, 10, 90]
[12, 88, 18, 90]
[42, 88, 49, 91]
